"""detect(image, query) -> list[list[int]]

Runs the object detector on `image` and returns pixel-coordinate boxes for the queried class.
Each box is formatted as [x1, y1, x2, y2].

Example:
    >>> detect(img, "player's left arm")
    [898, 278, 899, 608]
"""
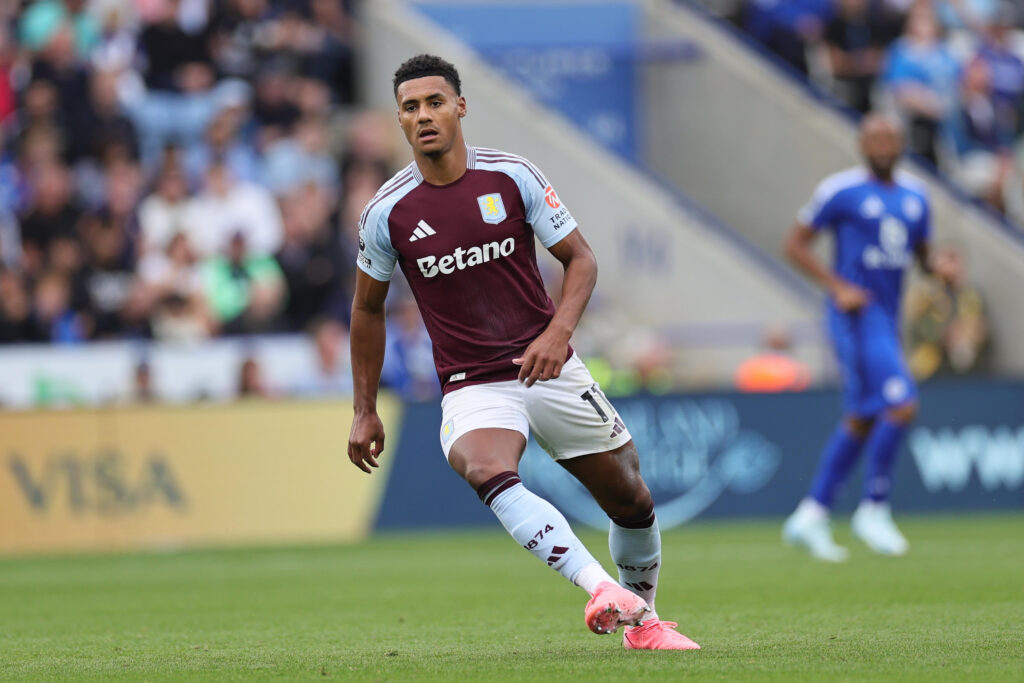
[914, 241, 934, 276]
[514, 230, 597, 387]
[911, 197, 952, 283]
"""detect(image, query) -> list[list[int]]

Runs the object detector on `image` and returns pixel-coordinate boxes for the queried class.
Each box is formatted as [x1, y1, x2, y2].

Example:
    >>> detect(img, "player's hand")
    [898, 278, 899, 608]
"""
[513, 329, 570, 387]
[830, 280, 871, 312]
[348, 410, 386, 474]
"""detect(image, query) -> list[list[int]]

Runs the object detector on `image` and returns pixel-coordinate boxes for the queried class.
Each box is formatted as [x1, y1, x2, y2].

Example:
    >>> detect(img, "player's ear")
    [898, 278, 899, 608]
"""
[457, 96, 467, 118]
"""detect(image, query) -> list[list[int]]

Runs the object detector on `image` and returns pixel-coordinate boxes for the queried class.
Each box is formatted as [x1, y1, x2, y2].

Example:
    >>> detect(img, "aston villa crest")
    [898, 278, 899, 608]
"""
[477, 193, 506, 224]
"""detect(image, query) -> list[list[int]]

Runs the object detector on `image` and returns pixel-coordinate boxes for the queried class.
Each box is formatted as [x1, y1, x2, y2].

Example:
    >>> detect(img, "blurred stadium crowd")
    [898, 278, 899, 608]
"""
[0, 0, 442, 399]
[0, 0, 994, 406]
[701, 0, 1024, 225]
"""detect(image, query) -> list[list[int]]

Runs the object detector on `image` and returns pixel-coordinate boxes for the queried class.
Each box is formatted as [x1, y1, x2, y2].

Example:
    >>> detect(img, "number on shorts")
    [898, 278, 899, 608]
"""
[580, 384, 612, 423]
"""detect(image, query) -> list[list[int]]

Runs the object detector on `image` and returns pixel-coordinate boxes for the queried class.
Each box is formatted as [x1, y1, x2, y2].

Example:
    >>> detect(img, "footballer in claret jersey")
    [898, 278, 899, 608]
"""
[347, 54, 699, 651]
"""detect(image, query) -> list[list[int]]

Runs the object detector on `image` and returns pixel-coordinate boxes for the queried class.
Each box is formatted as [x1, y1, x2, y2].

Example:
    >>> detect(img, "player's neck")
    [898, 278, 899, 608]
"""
[414, 138, 468, 186]
[868, 168, 895, 185]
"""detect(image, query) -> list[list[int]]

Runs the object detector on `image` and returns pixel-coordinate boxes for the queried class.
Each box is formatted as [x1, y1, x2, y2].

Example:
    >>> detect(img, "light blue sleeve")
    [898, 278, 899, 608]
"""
[512, 167, 579, 248]
[356, 203, 398, 282]
[797, 179, 844, 231]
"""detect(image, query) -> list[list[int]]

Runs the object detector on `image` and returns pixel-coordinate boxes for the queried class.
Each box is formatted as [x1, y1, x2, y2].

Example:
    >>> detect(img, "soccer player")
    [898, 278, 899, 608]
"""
[781, 113, 952, 561]
[347, 54, 699, 650]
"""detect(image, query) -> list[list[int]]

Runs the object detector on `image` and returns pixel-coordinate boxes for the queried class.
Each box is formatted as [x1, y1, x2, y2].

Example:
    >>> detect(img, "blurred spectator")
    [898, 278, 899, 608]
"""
[66, 67, 138, 165]
[237, 354, 272, 397]
[381, 295, 440, 401]
[18, 114, 65, 173]
[945, 57, 1015, 210]
[138, 162, 193, 255]
[262, 115, 339, 196]
[340, 110, 402, 170]
[292, 316, 353, 397]
[207, 0, 273, 82]
[137, 0, 213, 93]
[30, 269, 85, 343]
[744, 0, 832, 75]
[25, 10, 91, 137]
[137, 232, 211, 343]
[90, 1, 140, 74]
[18, 161, 81, 276]
[302, 0, 357, 104]
[882, 3, 961, 164]
[275, 184, 350, 330]
[184, 161, 283, 258]
[131, 359, 156, 403]
[201, 232, 285, 334]
[975, 5, 1024, 139]
[0, 268, 33, 343]
[183, 90, 260, 185]
[78, 206, 141, 339]
[907, 243, 990, 378]
[735, 325, 812, 392]
[252, 63, 301, 146]
[823, 0, 902, 112]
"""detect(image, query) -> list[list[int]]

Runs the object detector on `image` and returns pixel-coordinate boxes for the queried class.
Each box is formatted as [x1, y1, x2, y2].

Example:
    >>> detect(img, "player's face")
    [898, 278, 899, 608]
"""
[396, 76, 466, 159]
[860, 124, 903, 180]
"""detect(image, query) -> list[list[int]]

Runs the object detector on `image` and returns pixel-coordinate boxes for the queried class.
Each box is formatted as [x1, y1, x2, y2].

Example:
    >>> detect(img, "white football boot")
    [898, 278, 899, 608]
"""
[851, 500, 909, 556]
[783, 498, 849, 563]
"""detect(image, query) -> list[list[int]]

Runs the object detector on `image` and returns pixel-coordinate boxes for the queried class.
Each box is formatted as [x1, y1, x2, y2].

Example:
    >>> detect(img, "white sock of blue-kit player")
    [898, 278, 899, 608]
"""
[487, 482, 614, 594]
[609, 519, 662, 620]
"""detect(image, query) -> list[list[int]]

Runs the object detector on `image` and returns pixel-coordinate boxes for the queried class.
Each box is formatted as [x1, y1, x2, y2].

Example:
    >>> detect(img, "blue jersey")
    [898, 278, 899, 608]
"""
[799, 167, 931, 416]
[798, 167, 931, 320]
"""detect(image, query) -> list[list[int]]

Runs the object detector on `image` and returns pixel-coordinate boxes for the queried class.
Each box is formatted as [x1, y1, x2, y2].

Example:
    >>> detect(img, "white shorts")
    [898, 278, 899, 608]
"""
[438, 353, 632, 460]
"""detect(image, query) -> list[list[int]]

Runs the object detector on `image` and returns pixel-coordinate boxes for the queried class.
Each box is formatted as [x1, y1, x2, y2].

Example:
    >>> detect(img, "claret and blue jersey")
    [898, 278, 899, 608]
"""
[356, 146, 578, 394]
[799, 166, 932, 416]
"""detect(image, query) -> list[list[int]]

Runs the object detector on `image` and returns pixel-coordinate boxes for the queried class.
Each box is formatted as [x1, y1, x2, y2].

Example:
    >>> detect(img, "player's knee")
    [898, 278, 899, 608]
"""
[599, 480, 653, 520]
[457, 461, 516, 491]
[844, 415, 875, 438]
[886, 401, 918, 425]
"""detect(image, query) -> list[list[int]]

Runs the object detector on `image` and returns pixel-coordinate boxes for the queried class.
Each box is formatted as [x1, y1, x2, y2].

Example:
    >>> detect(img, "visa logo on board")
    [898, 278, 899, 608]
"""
[7, 452, 187, 515]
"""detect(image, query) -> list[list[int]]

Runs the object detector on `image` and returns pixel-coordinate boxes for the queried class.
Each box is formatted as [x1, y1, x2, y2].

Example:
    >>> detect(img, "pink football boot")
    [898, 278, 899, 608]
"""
[584, 581, 650, 635]
[623, 620, 701, 650]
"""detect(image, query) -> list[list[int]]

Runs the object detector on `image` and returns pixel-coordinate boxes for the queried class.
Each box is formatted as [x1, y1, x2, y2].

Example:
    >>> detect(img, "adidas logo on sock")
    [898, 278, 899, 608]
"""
[546, 545, 569, 566]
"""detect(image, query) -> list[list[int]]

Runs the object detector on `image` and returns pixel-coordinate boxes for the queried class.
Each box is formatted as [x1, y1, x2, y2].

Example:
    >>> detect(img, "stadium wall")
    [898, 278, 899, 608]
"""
[360, 0, 824, 385]
[639, 0, 1024, 375]
[2, 385, 1020, 555]
[376, 382, 1024, 531]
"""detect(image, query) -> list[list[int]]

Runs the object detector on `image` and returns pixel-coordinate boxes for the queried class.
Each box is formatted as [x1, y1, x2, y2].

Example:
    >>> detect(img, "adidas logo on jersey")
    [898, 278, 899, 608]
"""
[409, 220, 437, 241]
[417, 237, 515, 278]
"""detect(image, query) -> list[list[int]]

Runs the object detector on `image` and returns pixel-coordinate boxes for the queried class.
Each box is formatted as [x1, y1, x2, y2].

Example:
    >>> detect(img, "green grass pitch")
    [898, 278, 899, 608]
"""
[1, 514, 1022, 681]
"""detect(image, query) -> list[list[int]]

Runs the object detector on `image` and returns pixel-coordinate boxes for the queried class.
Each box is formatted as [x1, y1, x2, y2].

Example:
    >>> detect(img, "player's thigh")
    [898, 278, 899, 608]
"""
[827, 311, 869, 414]
[862, 333, 917, 410]
[440, 381, 530, 487]
[523, 354, 632, 460]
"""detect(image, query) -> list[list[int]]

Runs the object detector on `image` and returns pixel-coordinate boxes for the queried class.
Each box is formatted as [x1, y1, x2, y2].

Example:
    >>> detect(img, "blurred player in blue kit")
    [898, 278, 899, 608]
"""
[781, 113, 956, 561]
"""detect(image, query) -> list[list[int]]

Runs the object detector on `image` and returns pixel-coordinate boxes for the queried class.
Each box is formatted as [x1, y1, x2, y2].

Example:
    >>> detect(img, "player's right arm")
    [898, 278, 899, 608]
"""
[784, 222, 869, 312]
[347, 195, 400, 474]
[787, 176, 870, 312]
[348, 269, 390, 474]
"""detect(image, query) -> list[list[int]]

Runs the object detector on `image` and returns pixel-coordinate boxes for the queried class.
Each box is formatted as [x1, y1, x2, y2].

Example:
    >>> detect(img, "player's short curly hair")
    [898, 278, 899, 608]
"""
[393, 54, 462, 98]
